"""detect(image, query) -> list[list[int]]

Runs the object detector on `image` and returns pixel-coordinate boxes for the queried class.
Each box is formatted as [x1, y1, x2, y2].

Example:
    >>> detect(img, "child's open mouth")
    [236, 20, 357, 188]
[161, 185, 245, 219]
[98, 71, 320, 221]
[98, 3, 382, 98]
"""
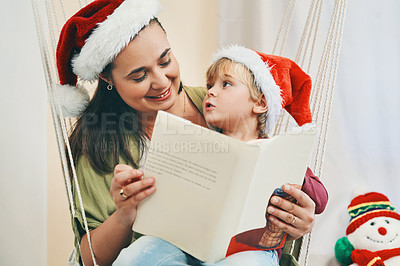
[205, 102, 216, 111]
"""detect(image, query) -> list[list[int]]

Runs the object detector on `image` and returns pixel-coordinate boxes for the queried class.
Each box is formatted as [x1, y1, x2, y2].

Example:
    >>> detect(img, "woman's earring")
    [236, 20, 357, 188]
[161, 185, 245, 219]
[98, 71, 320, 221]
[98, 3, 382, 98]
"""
[107, 83, 113, 91]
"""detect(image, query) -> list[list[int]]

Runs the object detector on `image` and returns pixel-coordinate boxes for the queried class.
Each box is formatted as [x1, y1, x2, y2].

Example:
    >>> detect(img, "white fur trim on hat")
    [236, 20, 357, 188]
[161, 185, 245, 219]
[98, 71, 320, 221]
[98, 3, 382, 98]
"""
[212, 45, 282, 135]
[72, 0, 162, 81]
[55, 84, 90, 117]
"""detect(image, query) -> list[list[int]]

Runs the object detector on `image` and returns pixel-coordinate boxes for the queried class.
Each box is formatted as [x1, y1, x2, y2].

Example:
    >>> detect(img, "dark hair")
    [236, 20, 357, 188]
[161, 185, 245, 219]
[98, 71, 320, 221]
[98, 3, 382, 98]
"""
[68, 18, 166, 174]
[69, 77, 147, 173]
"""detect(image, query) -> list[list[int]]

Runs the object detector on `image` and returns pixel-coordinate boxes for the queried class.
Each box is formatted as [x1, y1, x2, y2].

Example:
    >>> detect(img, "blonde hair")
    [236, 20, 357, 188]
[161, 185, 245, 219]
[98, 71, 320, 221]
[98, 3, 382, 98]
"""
[206, 58, 267, 137]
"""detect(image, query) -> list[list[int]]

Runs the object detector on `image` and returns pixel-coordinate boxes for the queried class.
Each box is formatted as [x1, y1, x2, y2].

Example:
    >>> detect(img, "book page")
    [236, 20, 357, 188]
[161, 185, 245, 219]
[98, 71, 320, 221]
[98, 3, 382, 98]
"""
[206, 144, 260, 262]
[236, 129, 316, 234]
[133, 111, 254, 261]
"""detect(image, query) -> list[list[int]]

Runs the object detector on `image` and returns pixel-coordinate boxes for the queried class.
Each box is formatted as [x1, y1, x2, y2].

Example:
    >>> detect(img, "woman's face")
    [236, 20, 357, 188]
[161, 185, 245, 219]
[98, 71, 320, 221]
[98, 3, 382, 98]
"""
[109, 22, 180, 114]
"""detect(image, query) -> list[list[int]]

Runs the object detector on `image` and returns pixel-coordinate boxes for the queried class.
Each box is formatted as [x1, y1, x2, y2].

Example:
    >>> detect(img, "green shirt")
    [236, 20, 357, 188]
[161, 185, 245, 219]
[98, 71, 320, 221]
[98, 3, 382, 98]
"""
[71, 85, 207, 258]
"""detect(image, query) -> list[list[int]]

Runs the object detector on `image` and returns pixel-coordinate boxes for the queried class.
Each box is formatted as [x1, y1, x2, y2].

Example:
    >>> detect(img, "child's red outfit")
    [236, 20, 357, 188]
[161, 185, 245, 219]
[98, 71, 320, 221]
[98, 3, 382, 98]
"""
[226, 167, 328, 259]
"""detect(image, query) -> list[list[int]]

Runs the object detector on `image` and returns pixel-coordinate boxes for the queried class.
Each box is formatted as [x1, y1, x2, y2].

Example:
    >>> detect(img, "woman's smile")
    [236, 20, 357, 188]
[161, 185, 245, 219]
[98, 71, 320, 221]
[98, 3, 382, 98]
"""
[145, 87, 172, 101]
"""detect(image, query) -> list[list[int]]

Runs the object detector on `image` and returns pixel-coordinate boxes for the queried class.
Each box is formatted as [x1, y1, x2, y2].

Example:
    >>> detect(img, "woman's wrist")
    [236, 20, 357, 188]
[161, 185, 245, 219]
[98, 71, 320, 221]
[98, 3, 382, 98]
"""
[113, 208, 136, 230]
[80, 211, 134, 265]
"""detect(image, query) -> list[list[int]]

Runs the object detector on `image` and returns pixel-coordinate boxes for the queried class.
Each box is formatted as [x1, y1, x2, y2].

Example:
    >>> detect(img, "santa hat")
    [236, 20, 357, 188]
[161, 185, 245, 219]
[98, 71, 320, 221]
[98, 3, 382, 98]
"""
[211, 45, 312, 135]
[55, 0, 161, 117]
[346, 192, 400, 235]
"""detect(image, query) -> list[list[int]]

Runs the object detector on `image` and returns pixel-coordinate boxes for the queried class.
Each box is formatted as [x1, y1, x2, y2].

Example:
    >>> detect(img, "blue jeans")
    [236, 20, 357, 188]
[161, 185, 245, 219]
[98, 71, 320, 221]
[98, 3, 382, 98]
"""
[113, 236, 278, 266]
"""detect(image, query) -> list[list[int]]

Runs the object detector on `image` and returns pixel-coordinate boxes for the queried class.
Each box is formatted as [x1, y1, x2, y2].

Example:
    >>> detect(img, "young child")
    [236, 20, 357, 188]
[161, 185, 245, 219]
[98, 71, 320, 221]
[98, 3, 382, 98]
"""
[203, 45, 328, 261]
[203, 45, 313, 139]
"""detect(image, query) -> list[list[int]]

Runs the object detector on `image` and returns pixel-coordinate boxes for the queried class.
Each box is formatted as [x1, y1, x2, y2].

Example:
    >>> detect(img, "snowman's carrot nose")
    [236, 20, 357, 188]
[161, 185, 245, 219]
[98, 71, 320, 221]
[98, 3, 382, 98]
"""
[378, 227, 387, 235]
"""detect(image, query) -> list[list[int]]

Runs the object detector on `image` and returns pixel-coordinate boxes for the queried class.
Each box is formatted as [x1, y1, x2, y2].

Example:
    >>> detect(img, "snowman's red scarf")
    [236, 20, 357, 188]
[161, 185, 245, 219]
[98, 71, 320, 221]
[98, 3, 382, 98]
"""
[377, 247, 400, 261]
[352, 248, 400, 266]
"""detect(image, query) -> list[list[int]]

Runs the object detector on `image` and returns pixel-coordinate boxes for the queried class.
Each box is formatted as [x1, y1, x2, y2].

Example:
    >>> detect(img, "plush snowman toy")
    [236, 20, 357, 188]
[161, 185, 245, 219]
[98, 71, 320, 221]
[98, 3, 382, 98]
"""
[335, 192, 400, 266]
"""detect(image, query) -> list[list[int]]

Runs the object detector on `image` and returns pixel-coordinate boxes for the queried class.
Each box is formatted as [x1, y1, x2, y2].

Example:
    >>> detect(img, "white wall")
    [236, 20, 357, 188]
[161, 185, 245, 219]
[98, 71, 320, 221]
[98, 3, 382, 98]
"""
[0, 1, 47, 266]
[158, 0, 218, 86]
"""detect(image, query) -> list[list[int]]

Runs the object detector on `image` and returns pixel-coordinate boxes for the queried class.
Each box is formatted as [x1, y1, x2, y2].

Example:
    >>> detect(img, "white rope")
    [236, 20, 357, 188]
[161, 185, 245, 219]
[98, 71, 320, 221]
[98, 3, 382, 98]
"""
[51, 0, 76, 152]
[316, 0, 347, 176]
[272, 0, 296, 56]
[303, 3, 347, 263]
[300, 0, 322, 72]
[300, 1, 341, 261]
[295, 0, 315, 64]
[296, 0, 324, 118]
[49, 0, 60, 35]
[32, 0, 98, 265]
[273, 0, 316, 136]
[311, 0, 342, 122]
[44, 0, 58, 66]
[302, 0, 345, 260]
[59, 90, 99, 266]
[272, 0, 298, 136]
[58, 0, 67, 21]
[272, 0, 292, 55]
[311, 1, 338, 121]
[31, 0, 75, 217]
[298, 0, 317, 67]
[306, 0, 324, 74]
[302, 3, 347, 265]
[278, 0, 297, 56]
[311, 0, 344, 175]
[271, 0, 302, 136]
[310, 16, 335, 129]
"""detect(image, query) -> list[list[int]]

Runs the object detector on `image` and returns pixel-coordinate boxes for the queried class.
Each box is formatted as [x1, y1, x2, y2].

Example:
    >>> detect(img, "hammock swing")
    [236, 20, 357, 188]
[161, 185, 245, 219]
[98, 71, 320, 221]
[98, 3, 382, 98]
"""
[31, 0, 347, 265]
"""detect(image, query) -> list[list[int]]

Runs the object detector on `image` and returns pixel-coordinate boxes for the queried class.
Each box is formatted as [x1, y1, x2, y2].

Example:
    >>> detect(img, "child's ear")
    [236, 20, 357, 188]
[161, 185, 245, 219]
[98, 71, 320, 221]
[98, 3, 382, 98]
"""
[253, 95, 268, 114]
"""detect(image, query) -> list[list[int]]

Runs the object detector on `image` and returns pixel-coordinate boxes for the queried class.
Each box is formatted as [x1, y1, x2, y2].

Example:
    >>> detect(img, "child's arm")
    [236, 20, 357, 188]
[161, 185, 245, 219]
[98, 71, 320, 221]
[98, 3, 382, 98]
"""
[301, 168, 329, 214]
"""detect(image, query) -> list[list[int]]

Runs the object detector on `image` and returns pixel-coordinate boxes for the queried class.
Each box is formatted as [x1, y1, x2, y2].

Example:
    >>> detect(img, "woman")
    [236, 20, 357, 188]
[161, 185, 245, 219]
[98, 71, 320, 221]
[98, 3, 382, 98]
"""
[56, 0, 325, 265]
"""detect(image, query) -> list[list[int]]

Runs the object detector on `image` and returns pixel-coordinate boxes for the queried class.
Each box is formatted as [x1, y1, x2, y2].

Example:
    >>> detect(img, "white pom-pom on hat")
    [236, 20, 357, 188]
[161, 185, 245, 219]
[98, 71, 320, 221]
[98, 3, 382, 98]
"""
[54, 84, 90, 118]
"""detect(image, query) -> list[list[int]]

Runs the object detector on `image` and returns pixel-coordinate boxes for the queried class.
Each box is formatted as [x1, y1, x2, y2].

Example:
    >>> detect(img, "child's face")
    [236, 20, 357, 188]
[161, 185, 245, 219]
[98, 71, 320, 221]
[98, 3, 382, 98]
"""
[203, 73, 258, 132]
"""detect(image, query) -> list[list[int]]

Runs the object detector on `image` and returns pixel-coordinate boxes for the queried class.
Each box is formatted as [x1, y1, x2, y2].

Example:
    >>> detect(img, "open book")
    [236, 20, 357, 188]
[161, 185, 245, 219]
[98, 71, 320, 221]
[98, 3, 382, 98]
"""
[133, 111, 316, 262]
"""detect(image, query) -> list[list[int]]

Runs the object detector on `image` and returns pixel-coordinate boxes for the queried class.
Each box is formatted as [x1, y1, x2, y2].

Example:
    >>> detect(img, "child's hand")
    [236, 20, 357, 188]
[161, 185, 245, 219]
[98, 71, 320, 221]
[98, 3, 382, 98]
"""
[266, 184, 315, 241]
[110, 164, 156, 227]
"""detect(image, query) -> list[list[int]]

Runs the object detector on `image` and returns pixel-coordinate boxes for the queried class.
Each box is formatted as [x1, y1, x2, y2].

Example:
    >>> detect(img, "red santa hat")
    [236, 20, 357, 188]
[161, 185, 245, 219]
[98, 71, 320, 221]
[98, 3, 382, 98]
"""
[55, 0, 161, 117]
[346, 192, 400, 235]
[211, 45, 312, 135]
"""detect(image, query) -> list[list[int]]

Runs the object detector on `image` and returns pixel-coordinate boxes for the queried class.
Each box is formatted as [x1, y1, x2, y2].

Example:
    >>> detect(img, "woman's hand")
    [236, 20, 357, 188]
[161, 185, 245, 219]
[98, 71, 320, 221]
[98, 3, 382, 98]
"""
[267, 184, 315, 241]
[110, 164, 156, 227]
[81, 165, 156, 266]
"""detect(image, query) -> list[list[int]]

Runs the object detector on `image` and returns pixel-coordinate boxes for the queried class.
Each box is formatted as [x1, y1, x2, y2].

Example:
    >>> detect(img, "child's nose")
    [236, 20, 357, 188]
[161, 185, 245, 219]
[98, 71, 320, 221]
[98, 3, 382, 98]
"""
[207, 88, 217, 97]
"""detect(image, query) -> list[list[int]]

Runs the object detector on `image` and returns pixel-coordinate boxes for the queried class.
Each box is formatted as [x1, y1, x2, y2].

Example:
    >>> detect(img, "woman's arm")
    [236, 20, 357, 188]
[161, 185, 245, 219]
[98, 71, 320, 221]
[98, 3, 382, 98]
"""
[80, 164, 156, 266]
[80, 211, 134, 266]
